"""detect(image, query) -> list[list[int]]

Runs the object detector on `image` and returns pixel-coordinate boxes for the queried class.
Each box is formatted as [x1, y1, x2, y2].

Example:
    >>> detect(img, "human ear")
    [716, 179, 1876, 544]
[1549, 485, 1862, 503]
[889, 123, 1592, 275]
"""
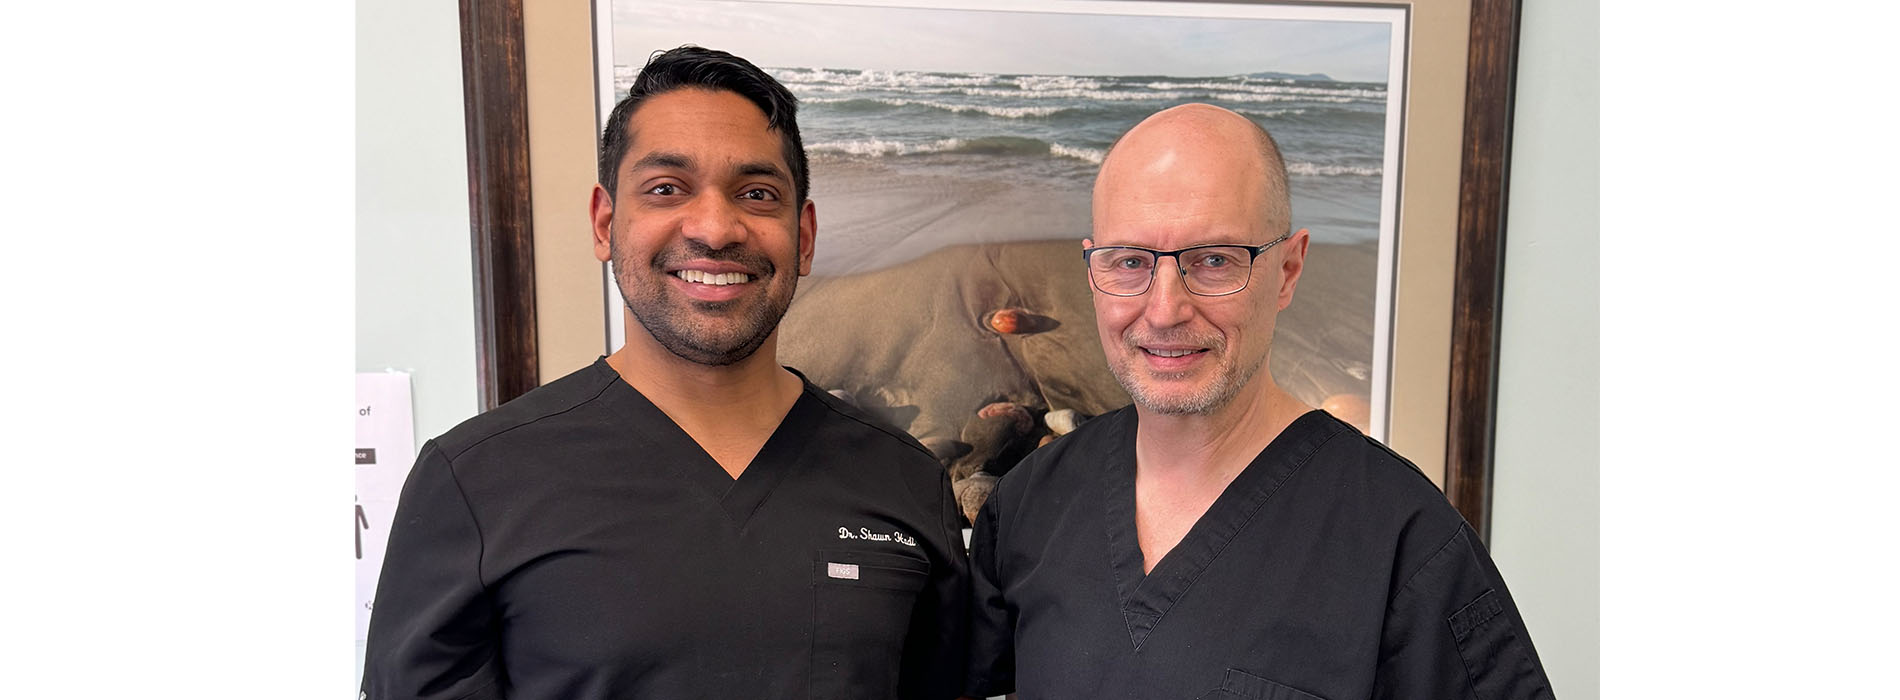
[1275, 228, 1311, 310]
[797, 199, 817, 276]
[590, 185, 615, 263]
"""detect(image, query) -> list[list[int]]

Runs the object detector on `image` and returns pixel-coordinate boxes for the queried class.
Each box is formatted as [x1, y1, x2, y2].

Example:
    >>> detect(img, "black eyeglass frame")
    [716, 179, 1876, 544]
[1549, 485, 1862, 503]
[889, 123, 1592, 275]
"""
[1081, 230, 1295, 297]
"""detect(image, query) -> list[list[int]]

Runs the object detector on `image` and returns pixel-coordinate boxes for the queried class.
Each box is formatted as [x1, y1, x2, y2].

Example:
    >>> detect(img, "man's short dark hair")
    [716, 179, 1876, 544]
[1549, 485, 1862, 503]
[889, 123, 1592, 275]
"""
[598, 45, 809, 206]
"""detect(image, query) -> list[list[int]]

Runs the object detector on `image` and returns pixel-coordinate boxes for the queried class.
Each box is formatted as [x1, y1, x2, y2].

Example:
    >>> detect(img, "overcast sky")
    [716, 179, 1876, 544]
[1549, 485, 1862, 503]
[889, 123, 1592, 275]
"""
[612, 1, 1397, 83]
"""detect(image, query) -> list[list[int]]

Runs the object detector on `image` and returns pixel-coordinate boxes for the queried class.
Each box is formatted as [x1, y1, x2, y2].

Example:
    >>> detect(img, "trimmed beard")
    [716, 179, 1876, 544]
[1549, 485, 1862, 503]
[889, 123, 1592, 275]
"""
[612, 234, 798, 367]
[1111, 334, 1270, 416]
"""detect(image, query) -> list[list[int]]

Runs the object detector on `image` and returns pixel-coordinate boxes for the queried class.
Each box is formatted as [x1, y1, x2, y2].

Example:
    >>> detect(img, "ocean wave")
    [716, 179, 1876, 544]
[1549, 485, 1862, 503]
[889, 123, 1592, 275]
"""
[772, 67, 859, 84]
[1238, 108, 1307, 119]
[810, 136, 1108, 163]
[1140, 79, 1281, 93]
[1286, 162, 1383, 177]
[1265, 84, 1386, 100]
[1050, 143, 1106, 164]
[785, 81, 997, 96]
[961, 87, 1191, 101]
[808, 138, 967, 157]
[1142, 80, 1386, 100]
[783, 83, 872, 94]
[774, 67, 1000, 89]
[1011, 75, 1106, 92]
[947, 86, 1364, 105]
[1219, 92, 1359, 104]
[805, 96, 1067, 119]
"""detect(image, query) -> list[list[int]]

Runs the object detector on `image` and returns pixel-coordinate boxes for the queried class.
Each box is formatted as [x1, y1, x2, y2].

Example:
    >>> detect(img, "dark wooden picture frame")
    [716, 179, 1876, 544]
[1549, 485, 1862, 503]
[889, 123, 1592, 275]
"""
[457, 0, 1521, 538]
[1444, 0, 1521, 539]
[459, 0, 540, 412]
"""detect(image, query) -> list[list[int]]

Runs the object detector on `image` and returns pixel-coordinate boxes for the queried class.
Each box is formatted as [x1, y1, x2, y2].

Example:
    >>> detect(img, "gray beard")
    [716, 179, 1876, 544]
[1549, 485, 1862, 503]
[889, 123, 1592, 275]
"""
[1114, 344, 1270, 416]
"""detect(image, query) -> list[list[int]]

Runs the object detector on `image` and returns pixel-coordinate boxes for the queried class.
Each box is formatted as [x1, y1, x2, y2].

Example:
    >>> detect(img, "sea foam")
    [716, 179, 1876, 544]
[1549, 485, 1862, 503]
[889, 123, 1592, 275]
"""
[1049, 143, 1106, 164]
[808, 138, 966, 157]
[874, 98, 1065, 119]
[1286, 162, 1383, 177]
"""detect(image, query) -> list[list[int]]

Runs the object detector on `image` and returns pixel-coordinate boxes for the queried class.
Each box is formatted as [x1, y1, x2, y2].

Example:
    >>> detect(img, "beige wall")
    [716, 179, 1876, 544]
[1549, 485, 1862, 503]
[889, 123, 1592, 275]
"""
[1380, 0, 1470, 486]
[525, 0, 609, 382]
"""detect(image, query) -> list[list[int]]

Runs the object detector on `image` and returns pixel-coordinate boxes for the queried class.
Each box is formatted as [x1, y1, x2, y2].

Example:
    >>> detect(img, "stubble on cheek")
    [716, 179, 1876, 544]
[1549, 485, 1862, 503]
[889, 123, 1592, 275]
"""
[608, 225, 796, 366]
[1107, 323, 1274, 416]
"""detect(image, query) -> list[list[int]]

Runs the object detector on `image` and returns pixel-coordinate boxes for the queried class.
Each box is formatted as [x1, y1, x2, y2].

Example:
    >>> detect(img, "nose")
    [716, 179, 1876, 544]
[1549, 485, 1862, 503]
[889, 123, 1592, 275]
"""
[680, 194, 747, 251]
[1139, 257, 1195, 329]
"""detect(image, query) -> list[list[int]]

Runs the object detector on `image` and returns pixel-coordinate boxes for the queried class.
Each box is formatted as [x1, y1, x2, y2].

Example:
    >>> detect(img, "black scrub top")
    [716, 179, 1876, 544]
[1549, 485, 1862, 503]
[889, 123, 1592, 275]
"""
[362, 359, 969, 700]
[965, 408, 1553, 700]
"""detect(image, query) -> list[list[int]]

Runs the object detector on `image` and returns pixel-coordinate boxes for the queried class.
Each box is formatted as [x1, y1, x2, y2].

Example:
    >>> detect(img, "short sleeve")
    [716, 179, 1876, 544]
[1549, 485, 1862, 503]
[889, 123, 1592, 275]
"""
[1372, 525, 1554, 700]
[962, 495, 1015, 698]
[361, 442, 505, 700]
[897, 471, 975, 700]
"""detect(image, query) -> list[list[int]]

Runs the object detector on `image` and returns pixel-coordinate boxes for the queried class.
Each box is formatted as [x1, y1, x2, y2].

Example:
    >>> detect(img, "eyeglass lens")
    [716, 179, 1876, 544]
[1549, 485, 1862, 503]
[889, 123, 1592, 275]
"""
[1088, 246, 1254, 296]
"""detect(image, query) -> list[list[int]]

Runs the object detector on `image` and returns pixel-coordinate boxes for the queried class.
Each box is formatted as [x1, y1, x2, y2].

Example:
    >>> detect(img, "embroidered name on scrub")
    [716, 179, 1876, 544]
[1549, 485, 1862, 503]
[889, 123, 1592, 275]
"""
[837, 527, 918, 546]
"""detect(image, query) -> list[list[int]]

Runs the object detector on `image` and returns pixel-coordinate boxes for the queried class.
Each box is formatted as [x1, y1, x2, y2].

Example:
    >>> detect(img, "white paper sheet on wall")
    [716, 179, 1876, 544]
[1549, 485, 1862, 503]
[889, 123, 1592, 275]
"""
[356, 371, 416, 644]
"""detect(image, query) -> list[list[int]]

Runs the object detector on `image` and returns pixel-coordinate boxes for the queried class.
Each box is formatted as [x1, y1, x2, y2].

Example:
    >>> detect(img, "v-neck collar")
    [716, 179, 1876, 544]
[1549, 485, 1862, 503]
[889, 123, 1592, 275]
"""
[595, 359, 824, 531]
[1100, 408, 1347, 651]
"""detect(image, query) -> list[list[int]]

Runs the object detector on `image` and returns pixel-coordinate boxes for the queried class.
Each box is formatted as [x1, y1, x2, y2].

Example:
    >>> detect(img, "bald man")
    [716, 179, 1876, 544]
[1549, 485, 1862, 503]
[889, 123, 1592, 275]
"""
[962, 105, 1553, 699]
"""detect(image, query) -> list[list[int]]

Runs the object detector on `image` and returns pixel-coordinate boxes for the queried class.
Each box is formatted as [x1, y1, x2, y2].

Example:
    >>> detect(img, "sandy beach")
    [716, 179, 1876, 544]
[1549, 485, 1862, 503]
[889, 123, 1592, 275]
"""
[779, 158, 1379, 447]
[802, 156, 1095, 277]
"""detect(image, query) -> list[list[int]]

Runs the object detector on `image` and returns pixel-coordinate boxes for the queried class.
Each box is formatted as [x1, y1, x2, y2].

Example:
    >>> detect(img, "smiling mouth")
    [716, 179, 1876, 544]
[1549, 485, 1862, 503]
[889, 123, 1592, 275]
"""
[673, 270, 754, 286]
[1143, 347, 1206, 358]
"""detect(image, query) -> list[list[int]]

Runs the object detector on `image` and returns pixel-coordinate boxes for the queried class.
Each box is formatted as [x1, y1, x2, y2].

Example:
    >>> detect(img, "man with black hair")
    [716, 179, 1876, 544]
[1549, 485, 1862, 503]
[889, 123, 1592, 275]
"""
[363, 46, 969, 700]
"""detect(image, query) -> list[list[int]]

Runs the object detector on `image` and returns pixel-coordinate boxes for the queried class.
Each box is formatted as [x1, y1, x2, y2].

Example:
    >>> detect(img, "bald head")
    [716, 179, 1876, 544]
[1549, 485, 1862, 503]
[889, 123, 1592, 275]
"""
[1085, 104, 1310, 418]
[1093, 104, 1291, 243]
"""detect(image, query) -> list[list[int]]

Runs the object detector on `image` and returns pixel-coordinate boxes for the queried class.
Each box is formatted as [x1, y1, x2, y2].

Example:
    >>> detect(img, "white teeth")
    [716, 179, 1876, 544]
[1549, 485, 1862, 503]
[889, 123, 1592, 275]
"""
[1147, 348, 1197, 358]
[676, 270, 752, 286]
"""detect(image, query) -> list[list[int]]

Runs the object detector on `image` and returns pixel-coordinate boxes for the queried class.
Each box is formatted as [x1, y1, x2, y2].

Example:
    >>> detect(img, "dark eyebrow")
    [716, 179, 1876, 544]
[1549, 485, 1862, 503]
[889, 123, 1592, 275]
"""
[735, 161, 788, 183]
[629, 153, 784, 185]
[629, 151, 693, 172]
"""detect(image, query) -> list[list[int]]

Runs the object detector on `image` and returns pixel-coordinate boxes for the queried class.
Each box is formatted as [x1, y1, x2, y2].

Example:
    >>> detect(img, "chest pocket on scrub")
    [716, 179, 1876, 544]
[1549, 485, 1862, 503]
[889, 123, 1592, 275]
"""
[1196, 668, 1329, 700]
[810, 548, 930, 700]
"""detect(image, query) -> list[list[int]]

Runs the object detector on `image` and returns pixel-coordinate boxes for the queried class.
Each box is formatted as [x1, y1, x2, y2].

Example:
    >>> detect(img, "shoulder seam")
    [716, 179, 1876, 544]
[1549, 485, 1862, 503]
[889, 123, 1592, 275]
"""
[1391, 523, 1471, 609]
[438, 374, 619, 461]
[810, 388, 937, 462]
[427, 440, 492, 592]
[1357, 429, 1442, 491]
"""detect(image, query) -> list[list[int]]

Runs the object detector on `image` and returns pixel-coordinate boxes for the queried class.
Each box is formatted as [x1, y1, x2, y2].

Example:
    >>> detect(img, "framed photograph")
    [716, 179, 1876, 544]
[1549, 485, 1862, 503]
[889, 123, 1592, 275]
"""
[463, 0, 1520, 534]
[604, 0, 1400, 468]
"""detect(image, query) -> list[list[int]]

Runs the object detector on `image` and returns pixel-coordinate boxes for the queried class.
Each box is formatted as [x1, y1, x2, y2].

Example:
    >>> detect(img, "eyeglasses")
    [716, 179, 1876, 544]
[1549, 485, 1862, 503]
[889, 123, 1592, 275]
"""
[1082, 231, 1294, 297]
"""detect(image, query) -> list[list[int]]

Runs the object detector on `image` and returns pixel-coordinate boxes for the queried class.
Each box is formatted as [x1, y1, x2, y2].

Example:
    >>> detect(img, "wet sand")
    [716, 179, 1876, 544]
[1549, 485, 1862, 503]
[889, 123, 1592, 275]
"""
[803, 157, 1094, 276]
[786, 158, 1377, 434]
[1273, 238, 1377, 424]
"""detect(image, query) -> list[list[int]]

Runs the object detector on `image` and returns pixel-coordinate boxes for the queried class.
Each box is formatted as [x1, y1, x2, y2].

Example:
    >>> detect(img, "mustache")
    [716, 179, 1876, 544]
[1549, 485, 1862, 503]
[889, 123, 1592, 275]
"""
[650, 239, 776, 276]
[1125, 328, 1224, 351]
